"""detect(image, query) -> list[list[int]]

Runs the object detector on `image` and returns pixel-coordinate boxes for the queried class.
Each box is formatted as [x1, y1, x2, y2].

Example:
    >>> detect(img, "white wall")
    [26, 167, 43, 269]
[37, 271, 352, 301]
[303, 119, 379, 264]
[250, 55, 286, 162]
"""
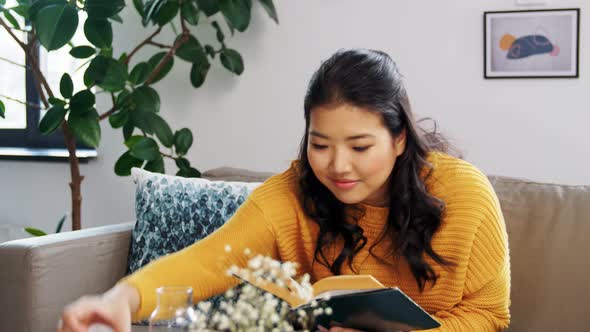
[1, 0, 588, 235]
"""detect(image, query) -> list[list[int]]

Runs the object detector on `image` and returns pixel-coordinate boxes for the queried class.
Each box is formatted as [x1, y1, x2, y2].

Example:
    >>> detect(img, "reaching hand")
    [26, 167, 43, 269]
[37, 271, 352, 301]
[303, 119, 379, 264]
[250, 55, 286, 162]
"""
[58, 294, 131, 332]
[57, 284, 139, 332]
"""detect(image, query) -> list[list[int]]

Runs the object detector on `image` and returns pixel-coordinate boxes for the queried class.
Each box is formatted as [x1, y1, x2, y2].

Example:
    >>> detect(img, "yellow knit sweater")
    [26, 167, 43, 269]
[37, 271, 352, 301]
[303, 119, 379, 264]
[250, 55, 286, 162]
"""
[122, 152, 511, 331]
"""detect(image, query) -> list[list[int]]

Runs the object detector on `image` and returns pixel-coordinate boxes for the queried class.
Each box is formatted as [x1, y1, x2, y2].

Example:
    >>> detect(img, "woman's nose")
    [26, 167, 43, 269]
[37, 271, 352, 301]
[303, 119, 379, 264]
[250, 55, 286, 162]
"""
[329, 149, 352, 174]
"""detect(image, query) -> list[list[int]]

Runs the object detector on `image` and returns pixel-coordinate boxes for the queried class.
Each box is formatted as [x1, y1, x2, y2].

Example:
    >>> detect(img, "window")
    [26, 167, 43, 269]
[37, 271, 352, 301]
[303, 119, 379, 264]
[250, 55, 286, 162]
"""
[0, 1, 95, 160]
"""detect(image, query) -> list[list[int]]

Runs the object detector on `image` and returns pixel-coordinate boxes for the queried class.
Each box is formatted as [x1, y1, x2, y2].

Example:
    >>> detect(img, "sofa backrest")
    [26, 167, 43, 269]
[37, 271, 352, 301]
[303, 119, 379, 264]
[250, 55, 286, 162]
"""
[488, 176, 590, 331]
[205, 167, 590, 331]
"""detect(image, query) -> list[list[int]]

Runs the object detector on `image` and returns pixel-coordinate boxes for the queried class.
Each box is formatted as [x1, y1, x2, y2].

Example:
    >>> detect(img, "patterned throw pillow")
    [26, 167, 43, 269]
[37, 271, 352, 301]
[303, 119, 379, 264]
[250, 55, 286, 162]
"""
[127, 167, 262, 274]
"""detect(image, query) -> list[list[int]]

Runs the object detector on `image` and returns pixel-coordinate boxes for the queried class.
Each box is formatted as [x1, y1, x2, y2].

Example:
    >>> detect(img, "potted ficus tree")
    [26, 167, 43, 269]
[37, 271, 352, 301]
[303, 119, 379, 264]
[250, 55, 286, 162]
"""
[0, 0, 278, 232]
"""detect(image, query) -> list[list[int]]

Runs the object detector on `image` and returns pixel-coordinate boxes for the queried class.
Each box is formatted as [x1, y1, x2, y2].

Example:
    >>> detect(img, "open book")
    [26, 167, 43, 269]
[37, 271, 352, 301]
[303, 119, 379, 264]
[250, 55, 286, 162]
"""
[233, 274, 441, 332]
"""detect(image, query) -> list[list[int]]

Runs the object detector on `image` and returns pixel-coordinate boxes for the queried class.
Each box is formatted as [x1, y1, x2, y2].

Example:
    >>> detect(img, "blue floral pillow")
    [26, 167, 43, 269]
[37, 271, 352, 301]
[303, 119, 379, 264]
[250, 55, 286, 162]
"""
[127, 167, 262, 274]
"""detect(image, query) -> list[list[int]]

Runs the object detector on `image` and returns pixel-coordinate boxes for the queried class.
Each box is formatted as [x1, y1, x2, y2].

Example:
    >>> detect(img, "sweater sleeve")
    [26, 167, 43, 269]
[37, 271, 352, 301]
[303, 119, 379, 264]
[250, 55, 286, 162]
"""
[120, 195, 278, 321]
[423, 178, 511, 331]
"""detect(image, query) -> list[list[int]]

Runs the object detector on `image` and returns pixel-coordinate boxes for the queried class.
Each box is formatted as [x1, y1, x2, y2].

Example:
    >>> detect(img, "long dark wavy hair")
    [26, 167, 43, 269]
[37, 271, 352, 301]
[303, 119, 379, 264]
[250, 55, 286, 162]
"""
[297, 49, 455, 291]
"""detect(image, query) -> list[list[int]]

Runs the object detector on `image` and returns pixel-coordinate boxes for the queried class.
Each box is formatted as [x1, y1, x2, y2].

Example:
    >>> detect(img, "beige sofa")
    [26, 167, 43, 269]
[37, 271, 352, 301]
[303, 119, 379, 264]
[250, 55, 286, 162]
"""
[1, 169, 589, 332]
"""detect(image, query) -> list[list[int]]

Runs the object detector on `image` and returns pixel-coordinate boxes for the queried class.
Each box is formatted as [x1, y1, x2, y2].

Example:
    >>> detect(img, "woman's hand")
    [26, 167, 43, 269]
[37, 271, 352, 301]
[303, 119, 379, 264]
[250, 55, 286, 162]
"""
[317, 325, 366, 332]
[57, 283, 139, 332]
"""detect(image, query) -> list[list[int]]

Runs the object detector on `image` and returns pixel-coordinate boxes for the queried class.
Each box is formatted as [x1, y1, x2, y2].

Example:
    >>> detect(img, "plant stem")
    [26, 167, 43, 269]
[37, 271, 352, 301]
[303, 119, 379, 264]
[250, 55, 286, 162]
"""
[61, 122, 84, 231]
[1, 17, 84, 231]
[0, 94, 43, 109]
[0, 18, 28, 51]
[0, 56, 27, 68]
[145, 16, 190, 85]
[147, 40, 173, 49]
[161, 152, 175, 160]
[98, 94, 117, 120]
[125, 26, 163, 65]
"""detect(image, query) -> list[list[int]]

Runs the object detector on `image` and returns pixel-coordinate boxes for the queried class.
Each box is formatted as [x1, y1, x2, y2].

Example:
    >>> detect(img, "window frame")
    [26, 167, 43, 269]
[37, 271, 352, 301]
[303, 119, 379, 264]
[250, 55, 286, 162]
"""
[0, 38, 96, 161]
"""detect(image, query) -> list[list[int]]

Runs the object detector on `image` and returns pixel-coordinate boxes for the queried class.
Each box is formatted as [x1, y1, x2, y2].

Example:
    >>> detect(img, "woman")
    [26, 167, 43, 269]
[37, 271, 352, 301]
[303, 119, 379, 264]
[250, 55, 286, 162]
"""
[59, 49, 510, 332]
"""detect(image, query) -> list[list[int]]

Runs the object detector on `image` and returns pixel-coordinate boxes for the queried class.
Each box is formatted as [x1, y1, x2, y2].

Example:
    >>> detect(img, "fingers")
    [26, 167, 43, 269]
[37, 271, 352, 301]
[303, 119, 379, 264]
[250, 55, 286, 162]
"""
[58, 297, 118, 332]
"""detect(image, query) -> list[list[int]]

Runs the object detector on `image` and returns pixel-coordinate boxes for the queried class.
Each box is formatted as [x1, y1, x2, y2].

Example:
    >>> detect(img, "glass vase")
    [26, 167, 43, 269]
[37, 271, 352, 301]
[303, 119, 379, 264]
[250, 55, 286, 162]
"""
[148, 286, 196, 331]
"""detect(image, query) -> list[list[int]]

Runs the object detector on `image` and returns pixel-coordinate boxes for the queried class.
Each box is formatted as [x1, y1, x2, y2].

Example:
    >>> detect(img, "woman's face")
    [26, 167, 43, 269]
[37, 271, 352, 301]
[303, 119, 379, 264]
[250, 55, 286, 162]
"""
[307, 103, 406, 207]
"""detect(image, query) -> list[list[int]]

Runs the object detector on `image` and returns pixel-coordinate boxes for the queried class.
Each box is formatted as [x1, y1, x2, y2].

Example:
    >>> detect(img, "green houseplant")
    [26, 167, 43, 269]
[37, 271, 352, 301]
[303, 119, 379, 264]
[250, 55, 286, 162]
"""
[0, 0, 278, 231]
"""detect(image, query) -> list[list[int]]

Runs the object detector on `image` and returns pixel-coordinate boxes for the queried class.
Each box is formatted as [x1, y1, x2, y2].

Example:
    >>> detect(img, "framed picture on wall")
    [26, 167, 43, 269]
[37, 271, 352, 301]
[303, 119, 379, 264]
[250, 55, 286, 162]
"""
[484, 8, 580, 78]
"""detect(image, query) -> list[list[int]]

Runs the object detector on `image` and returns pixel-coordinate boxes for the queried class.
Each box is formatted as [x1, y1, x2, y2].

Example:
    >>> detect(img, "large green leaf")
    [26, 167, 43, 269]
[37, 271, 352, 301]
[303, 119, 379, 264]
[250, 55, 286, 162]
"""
[124, 135, 144, 149]
[108, 110, 129, 128]
[142, 0, 165, 26]
[55, 214, 66, 233]
[131, 85, 160, 113]
[146, 52, 174, 84]
[48, 97, 65, 106]
[9, 4, 30, 17]
[151, 113, 174, 147]
[196, 0, 219, 16]
[84, 18, 113, 48]
[258, 0, 278, 24]
[132, 0, 144, 16]
[85, 55, 128, 91]
[69, 45, 96, 59]
[219, 0, 250, 32]
[69, 89, 95, 112]
[109, 13, 123, 23]
[129, 111, 155, 134]
[154, 0, 178, 26]
[38, 104, 66, 134]
[175, 34, 207, 63]
[114, 151, 143, 176]
[180, 0, 198, 25]
[176, 166, 201, 178]
[129, 62, 151, 85]
[25, 227, 47, 237]
[67, 108, 101, 147]
[36, 3, 79, 51]
[174, 128, 193, 155]
[175, 157, 190, 169]
[0, 99, 5, 118]
[190, 60, 210, 88]
[123, 121, 134, 140]
[220, 48, 244, 75]
[115, 89, 132, 108]
[211, 21, 224, 43]
[84, 0, 125, 19]
[27, 0, 65, 21]
[144, 155, 165, 173]
[130, 136, 160, 161]
[3, 9, 21, 29]
[59, 73, 73, 98]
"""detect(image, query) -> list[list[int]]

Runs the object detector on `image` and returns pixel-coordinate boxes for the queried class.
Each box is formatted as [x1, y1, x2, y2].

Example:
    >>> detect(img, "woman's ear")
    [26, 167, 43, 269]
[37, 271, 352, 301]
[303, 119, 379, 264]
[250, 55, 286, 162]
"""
[394, 129, 407, 157]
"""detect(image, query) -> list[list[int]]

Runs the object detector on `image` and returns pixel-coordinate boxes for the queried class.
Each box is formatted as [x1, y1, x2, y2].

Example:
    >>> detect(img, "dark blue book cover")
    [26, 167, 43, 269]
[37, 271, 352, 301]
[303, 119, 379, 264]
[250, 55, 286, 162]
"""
[304, 288, 441, 332]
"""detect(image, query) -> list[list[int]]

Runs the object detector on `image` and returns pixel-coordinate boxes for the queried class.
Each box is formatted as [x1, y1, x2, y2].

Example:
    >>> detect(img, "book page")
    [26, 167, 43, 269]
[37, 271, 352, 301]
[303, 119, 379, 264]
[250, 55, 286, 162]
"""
[313, 288, 376, 300]
[312, 275, 385, 296]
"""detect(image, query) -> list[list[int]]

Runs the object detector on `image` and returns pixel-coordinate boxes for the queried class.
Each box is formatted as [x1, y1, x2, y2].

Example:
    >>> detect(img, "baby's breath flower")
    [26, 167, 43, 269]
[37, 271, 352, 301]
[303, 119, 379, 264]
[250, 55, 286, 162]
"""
[188, 253, 328, 331]
[224, 244, 232, 253]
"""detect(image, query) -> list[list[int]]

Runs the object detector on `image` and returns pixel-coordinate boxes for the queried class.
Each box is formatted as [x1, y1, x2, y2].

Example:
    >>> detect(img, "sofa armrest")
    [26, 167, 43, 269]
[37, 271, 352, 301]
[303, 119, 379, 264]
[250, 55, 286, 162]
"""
[0, 222, 134, 332]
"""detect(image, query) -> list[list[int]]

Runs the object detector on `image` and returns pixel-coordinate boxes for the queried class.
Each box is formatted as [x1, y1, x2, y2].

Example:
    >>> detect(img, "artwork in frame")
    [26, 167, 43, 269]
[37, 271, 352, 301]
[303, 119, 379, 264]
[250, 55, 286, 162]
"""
[484, 8, 580, 78]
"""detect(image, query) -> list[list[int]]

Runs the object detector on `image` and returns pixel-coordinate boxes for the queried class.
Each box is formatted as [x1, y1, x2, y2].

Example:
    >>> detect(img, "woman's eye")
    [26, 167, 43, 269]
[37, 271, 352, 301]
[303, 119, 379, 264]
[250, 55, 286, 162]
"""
[353, 146, 371, 152]
[311, 144, 328, 150]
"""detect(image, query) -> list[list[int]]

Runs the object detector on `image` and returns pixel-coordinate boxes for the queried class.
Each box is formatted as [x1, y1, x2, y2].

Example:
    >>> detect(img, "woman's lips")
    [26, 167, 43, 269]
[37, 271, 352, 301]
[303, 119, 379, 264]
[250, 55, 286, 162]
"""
[331, 178, 359, 189]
